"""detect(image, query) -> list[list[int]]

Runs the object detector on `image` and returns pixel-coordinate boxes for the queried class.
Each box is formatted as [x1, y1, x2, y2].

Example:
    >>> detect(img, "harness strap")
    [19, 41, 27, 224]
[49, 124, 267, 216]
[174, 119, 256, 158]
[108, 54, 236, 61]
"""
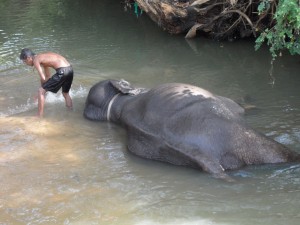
[107, 93, 120, 121]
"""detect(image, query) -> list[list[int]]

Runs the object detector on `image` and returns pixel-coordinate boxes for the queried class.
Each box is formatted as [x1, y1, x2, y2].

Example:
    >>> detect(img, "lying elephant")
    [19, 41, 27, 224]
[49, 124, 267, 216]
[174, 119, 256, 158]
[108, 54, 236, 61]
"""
[84, 79, 300, 181]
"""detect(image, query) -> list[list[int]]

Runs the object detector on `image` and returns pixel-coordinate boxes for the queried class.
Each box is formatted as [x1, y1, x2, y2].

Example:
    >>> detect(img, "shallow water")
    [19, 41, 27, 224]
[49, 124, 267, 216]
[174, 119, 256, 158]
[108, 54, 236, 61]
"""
[1, 0, 300, 225]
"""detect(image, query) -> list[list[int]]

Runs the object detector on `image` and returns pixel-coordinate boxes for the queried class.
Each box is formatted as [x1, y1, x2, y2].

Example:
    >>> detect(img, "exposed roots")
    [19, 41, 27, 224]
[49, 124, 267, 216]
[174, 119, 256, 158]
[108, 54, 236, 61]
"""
[125, 0, 278, 40]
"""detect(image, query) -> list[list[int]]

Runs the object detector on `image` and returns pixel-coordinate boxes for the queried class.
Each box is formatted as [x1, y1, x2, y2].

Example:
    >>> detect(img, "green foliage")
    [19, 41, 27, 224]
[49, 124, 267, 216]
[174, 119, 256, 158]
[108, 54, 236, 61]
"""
[255, 0, 300, 59]
[257, 0, 271, 14]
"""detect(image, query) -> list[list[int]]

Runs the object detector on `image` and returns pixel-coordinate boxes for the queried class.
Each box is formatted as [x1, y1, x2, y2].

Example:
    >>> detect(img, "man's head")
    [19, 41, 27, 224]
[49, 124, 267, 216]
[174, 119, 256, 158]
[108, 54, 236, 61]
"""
[20, 48, 35, 66]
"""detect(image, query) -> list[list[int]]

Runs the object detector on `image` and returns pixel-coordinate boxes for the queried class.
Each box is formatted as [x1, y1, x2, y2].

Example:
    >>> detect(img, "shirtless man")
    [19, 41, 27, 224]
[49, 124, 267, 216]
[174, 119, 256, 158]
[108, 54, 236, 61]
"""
[20, 48, 74, 117]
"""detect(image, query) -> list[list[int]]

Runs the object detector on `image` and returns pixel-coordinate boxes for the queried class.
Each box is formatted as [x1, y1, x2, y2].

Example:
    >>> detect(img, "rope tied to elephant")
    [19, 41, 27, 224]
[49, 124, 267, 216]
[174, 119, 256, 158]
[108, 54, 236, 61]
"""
[107, 93, 120, 121]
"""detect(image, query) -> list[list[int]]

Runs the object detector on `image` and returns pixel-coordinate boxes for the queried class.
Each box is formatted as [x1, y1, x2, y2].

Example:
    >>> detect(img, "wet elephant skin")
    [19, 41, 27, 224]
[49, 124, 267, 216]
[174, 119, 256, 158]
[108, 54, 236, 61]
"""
[84, 79, 300, 181]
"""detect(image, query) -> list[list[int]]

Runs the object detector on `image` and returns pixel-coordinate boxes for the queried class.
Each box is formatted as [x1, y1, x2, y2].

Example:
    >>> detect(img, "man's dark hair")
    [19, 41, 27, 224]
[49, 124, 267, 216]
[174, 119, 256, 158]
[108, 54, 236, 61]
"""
[20, 48, 35, 60]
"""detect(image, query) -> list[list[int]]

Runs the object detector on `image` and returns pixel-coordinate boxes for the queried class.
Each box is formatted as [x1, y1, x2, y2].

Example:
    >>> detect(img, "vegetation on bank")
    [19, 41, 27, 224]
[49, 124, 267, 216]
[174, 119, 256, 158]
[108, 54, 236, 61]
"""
[128, 0, 300, 60]
[255, 0, 300, 59]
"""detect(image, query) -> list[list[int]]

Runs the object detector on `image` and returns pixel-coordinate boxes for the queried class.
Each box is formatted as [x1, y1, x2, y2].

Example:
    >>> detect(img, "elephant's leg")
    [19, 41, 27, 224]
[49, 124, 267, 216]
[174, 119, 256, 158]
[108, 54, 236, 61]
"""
[164, 142, 235, 182]
[127, 130, 170, 163]
[193, 154, 235, 182]
[128, 131, 200, 167]
[127, 129, 235, 182]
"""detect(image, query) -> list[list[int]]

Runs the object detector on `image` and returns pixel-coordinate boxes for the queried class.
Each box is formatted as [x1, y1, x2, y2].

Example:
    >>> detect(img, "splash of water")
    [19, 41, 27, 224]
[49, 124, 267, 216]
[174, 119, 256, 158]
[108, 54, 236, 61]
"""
[0, 85, 88, 117]
[0, 97, 34, 117]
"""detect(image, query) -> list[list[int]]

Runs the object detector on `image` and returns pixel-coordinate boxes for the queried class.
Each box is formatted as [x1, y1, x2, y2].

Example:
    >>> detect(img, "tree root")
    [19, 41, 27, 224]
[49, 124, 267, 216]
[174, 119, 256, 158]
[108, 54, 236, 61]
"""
[127, 0, 278, 40]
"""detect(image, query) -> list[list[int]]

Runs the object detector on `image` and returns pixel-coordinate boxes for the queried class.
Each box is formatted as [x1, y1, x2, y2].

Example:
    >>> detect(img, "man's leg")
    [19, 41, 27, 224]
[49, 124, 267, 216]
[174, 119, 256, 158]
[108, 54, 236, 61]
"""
[38, 87, 46, 117]
[62, 92, 73, 109]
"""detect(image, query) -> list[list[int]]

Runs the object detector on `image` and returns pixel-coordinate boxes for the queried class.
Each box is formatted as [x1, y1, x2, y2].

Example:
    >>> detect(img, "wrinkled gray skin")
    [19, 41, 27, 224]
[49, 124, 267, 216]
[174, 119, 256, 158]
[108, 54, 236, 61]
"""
[84, 79, 300, 181]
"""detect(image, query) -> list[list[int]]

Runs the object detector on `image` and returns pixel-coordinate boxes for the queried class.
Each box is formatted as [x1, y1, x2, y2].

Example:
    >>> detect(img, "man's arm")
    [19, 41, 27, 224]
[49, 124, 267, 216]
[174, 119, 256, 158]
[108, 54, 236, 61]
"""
[44, 66, 51, 79]
[33, 59, 47, 85]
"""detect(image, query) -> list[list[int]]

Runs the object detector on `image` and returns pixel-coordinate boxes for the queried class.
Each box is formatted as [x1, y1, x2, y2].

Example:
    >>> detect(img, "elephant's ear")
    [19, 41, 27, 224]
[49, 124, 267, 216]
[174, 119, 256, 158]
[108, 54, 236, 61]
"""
[110, 79, 147, 96]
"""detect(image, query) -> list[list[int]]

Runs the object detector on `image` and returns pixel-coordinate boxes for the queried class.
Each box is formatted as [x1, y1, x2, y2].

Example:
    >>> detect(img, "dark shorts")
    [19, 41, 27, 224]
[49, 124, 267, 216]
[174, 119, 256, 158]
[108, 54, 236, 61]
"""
[42, 66, 74, 93]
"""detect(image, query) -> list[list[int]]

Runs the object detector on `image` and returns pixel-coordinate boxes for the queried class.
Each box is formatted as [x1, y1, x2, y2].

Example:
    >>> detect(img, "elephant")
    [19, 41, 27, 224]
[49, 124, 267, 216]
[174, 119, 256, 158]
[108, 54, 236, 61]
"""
[84, 79, 300, 181]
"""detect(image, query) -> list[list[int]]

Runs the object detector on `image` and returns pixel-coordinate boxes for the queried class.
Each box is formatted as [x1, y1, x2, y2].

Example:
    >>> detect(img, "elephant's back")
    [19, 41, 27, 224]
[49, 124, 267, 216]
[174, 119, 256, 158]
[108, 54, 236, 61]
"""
[133, 83, 243, 120]
[122, 83, 206, 136]
[137, 83, 216, 114]
[122, 83, 242, 149]
[150, 83, 216, 102]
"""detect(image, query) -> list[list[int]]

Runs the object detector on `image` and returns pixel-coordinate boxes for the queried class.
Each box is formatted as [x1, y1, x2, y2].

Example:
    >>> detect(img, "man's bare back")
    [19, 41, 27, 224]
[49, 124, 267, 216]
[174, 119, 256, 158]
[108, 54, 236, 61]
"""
[34, 52, 70, 69]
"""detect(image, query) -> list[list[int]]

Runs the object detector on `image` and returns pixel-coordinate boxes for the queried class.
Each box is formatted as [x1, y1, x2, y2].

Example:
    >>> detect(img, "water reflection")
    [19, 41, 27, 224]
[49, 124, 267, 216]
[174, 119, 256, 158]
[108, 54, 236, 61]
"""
[0, 0, 300, 224]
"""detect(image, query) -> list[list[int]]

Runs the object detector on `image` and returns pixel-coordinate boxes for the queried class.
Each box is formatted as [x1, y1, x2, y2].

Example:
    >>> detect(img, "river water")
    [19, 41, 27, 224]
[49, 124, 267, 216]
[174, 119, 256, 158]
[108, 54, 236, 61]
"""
[0, 0, 300, 224]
